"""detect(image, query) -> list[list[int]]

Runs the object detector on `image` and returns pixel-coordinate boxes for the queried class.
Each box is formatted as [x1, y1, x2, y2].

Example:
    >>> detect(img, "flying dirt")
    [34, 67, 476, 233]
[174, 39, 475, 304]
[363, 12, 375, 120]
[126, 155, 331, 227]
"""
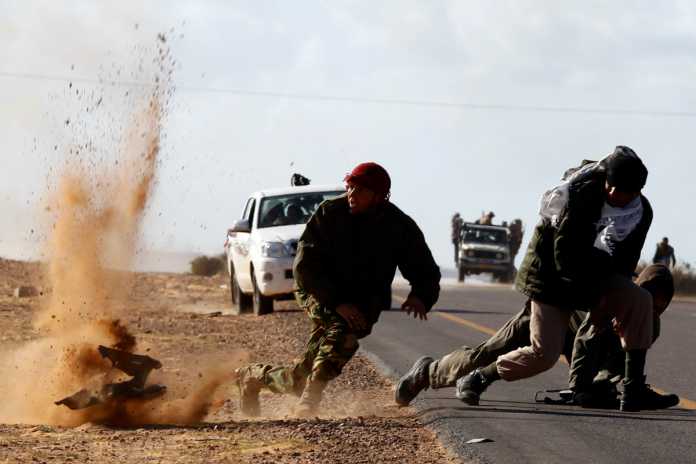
[0, 34, 243, 427]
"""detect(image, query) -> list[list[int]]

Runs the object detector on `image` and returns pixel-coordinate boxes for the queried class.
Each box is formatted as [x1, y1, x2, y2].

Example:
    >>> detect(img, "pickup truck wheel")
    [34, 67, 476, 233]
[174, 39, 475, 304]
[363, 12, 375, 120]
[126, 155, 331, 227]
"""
[458, 266, 466, 283]
[230, 264, 252, 314]
[251, 271, 274, 315]
[496, 267, 515, 284]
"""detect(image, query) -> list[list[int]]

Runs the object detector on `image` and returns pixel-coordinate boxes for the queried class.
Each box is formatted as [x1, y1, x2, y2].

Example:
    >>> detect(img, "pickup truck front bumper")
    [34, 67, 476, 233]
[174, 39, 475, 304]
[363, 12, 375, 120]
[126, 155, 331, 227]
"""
[459, 257, 511, 274]
[254, 257, 296, 297]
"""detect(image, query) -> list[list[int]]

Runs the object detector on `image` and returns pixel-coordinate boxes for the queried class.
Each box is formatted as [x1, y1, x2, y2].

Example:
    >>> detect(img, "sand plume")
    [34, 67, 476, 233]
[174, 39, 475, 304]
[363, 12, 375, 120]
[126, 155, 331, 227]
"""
[0, 34, 240, 427]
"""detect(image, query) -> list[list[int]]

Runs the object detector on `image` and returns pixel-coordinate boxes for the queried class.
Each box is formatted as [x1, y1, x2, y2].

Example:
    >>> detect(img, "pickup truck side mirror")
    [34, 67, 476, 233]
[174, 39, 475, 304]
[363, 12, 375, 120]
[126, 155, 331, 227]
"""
[230, 219, 251, 234]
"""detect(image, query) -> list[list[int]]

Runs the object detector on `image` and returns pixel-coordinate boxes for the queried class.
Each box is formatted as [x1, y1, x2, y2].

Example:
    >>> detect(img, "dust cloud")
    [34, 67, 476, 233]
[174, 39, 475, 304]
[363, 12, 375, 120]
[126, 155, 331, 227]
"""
[0, 34, 242, 427]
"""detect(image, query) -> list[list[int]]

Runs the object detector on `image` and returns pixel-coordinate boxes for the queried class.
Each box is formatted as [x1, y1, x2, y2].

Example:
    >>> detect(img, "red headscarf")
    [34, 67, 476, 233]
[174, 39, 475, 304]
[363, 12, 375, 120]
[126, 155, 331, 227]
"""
[344, 162, 391, 200]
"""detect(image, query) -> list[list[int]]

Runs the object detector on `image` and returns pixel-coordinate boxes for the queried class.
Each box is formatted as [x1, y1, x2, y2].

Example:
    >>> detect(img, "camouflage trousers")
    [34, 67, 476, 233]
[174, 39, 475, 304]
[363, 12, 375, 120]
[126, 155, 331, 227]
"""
[244, 300, 364, 396]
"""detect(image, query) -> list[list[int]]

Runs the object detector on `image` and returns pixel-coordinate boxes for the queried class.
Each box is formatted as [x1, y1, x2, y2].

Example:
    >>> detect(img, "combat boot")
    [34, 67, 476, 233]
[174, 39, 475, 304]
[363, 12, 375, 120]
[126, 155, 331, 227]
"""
[395, 356, 433, 406]
[235, 366, 263, 417]
[294, 379, 327, 417]
[455, 368, 493, 406]
[572, 379, 620, 409]
[620, 376, 680, 412]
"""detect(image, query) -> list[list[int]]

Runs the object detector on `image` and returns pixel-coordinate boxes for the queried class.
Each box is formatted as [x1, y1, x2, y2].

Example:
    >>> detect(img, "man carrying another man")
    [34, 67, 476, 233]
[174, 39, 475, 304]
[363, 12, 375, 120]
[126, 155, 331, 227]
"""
[397, 146, 673, 412]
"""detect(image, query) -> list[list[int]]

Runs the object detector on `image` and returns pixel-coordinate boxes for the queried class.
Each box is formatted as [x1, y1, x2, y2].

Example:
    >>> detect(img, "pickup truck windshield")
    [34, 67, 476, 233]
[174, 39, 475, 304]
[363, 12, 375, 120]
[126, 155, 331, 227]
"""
[258, 191, 345, 228]
[462, 227, 507, 245]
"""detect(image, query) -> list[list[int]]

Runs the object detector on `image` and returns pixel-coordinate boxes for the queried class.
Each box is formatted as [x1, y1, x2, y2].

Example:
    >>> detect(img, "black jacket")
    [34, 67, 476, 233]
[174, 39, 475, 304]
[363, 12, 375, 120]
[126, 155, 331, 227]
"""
[293, 194, 441, 326]
[515, 166, 652, 309]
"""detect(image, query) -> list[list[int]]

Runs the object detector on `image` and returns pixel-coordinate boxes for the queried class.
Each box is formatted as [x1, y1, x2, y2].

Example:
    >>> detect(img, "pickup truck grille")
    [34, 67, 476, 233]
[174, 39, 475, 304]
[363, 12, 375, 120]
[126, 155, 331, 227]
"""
[473, 250, 501, 259]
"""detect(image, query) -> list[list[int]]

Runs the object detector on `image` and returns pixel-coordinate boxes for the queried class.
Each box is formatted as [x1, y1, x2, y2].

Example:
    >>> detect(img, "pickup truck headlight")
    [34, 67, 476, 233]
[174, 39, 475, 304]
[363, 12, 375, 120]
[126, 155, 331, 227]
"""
[260, 241, 289, 258]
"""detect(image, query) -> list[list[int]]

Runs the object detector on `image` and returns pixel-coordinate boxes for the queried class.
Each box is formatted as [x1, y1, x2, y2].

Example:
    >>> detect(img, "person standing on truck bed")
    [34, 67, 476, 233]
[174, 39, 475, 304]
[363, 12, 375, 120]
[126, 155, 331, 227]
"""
[234, 162, 441, 417]
[476, 211, 495, 225]
[652, 237, 676, 268]
[451, 212, 463, 265]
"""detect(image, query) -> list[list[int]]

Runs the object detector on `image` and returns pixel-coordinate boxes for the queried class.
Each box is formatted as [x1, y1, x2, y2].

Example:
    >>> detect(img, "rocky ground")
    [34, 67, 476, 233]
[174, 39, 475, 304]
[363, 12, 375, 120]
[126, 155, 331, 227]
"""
[0, 258, 458, 464]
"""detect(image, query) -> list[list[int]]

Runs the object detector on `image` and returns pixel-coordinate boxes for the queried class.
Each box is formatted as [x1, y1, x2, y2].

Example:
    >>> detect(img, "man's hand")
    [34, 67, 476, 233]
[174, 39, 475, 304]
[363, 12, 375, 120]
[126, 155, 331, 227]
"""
[336, 303, 367, 331]
[401, 295, 427, 321]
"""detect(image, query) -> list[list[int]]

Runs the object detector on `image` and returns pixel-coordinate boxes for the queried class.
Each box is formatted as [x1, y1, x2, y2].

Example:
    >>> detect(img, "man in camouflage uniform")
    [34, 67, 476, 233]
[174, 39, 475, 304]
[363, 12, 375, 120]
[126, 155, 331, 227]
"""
[235, 162, 441, 416]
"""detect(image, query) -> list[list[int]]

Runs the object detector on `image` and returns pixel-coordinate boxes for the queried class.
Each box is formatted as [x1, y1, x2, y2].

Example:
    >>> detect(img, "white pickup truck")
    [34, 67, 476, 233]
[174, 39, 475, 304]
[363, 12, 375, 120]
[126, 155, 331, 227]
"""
[224, 184, 345, 315]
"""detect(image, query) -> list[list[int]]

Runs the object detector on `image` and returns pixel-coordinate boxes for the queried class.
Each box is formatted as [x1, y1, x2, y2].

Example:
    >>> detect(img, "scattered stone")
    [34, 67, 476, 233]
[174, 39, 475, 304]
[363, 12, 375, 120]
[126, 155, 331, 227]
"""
[14, 286, 38, 298]
[466, 437, 494, 444]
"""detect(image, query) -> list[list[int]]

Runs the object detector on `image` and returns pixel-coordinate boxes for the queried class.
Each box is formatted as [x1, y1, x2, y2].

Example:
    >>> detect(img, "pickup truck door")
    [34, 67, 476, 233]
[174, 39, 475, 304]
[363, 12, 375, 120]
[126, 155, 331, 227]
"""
[230, 197, 255, 292]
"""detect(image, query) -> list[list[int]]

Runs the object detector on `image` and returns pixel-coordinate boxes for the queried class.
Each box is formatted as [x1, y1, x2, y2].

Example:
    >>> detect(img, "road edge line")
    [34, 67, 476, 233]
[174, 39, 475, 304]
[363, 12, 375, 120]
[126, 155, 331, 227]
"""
[357, 346, 480, 464]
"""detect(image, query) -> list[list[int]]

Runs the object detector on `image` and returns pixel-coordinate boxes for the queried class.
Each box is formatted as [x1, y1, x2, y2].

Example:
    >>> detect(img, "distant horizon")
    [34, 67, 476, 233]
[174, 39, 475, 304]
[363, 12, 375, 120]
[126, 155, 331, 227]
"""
[3, 2, 695, 275]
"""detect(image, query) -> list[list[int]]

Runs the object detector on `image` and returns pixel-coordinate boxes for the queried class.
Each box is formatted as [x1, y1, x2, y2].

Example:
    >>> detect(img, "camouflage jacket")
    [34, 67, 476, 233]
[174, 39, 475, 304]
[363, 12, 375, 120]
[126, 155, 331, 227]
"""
[293, 194, 441, 328]
[515, 170, 653, 310]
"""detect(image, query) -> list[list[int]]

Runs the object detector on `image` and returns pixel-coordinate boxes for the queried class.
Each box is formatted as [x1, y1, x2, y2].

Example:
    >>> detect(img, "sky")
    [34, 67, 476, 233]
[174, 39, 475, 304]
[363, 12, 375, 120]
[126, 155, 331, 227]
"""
[1, 0, 696, 272]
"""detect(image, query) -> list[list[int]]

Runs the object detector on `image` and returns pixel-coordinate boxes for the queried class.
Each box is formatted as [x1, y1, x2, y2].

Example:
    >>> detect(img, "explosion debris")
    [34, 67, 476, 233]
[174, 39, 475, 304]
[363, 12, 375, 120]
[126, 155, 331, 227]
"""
[55, 346, 165, 410]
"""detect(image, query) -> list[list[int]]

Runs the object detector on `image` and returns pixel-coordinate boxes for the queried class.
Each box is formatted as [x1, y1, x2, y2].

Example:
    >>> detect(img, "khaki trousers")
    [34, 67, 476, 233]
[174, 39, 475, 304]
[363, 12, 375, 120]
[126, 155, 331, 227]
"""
[496, 300, 571, 381]
[497, 274, 653, 381]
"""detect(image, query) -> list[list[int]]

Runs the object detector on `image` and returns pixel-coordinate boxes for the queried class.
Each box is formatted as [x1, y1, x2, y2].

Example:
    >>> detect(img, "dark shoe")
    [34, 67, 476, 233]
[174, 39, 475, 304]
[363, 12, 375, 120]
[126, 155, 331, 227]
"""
[395, 356, 433, 406]
[573, 390, 620, 409]
[235, 366, 262, 417]
[455, 369, 491, 406]
[573, 380, 620, 409]
[294, 379, 326, 417]
[621, 379, 680, 412]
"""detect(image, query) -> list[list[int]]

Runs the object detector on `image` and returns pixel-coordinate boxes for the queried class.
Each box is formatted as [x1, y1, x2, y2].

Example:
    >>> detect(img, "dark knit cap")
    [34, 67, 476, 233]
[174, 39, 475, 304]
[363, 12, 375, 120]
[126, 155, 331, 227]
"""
[604, 146, 648, 192]
[636, 264, 674, 310]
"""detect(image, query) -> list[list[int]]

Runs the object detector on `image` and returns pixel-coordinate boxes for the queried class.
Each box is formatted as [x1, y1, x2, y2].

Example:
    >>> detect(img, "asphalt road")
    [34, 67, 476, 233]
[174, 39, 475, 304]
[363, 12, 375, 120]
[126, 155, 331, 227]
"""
[361, 280, 696, 464]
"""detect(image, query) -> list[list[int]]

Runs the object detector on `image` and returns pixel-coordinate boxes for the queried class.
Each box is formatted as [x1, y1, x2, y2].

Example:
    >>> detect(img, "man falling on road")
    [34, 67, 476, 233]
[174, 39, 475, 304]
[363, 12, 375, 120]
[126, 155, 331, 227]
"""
[235, 162, 441, 416]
